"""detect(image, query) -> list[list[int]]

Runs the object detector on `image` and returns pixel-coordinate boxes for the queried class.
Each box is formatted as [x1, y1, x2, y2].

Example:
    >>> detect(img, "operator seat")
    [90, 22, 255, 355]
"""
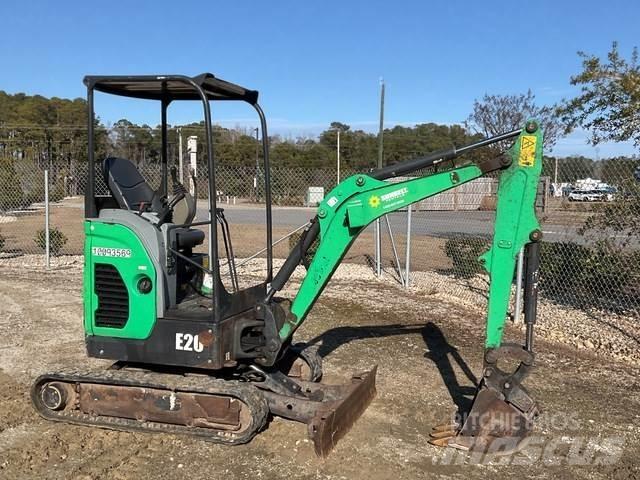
[103, 157, 204, 250]
[103, 157, 164, 213]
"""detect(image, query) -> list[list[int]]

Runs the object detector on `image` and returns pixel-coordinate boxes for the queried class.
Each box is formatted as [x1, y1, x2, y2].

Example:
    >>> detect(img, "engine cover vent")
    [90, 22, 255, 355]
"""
[94, 263, 129, 328]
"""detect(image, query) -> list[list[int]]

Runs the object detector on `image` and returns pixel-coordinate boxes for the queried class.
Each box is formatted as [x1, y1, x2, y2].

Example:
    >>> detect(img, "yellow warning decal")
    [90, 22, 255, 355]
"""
[519, 135, 537, 167]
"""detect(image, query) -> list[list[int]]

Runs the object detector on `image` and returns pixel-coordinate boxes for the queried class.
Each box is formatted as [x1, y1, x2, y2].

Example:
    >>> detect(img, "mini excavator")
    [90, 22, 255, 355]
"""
[32, 73, 543, 457]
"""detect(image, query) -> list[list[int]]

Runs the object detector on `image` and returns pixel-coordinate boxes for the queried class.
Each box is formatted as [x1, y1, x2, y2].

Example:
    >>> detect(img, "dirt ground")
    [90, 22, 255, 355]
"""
[1, 262, 639, 480]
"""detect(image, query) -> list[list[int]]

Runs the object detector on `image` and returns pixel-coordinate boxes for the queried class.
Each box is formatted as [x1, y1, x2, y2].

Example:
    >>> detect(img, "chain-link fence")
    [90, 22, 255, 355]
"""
[0, 162, 349, 257]
[383, 170, 639, 321]
[0, 127, 638, 322]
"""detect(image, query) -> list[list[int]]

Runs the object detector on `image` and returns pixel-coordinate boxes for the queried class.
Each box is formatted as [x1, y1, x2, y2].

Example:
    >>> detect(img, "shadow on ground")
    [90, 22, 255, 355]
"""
[306, 322, 478, 412]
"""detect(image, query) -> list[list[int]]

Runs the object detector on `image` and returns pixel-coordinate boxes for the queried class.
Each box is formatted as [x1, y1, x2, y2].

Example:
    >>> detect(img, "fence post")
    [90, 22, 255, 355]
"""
[384, 215, 405, 286]
[177, 127, 184, 183]
[404, 205, 412, 288]
[375, 78, 385, 278]
[187, 136, 197, 196]
[375, 219, 382, 276]
[44, 169, 50, 269]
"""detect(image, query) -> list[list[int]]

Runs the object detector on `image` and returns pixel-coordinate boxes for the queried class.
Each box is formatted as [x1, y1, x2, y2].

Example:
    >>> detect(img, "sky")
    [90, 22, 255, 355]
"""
[0, 0, 638, 158]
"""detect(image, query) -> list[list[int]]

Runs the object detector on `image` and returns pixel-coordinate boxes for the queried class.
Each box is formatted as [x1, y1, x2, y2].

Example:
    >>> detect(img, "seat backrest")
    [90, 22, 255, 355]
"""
[103, 157, 157, 211]
[170, 166, 196, 225]
[172, 191, 196, 225]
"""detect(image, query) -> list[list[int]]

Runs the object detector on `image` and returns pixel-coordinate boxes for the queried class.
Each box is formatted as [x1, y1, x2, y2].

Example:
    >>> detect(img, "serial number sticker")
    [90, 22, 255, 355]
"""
[519, 135, 537, 167]
[92, 247, 132, 258]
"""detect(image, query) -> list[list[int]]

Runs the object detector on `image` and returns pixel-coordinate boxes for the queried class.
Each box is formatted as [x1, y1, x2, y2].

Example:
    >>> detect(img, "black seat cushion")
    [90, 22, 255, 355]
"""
[175, 228, 205, 250]
[103, 157, 160, 212]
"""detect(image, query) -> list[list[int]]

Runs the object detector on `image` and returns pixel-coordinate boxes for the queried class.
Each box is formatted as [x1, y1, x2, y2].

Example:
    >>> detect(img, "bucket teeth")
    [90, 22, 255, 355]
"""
[429, 383, 538, 454]
[431, 422, 458, 433]
[428, 436, 454, 448]
[429, 429, 457, 440]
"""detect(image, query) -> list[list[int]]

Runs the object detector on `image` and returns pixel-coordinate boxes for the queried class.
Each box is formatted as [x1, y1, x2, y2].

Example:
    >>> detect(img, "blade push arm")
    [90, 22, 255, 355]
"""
[274, 122, 543, 346]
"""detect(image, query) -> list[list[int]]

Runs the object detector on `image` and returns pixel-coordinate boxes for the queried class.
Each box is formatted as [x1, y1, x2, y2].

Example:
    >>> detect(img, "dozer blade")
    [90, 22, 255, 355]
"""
[261, 366, 377, 457]
[308, 367, 377, 457]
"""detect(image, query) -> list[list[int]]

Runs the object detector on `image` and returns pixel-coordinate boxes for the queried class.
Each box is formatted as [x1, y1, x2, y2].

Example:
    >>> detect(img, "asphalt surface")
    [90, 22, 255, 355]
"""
[201, 204, 586, 243]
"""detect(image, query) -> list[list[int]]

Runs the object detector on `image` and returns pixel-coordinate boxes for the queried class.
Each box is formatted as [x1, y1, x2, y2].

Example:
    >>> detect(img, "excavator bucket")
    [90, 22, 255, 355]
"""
[430, 344, 538, 455]
[431, 382, 538, 454]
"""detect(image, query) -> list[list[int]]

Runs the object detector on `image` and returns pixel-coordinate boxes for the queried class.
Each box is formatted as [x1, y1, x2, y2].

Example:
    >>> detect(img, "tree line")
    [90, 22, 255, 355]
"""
[1, 41, 638, 186]
[0, 97, 486, 171]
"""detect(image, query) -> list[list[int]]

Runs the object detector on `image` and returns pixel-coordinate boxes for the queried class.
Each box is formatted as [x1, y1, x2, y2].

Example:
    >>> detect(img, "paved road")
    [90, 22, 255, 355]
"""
[200, 204, 587, 243]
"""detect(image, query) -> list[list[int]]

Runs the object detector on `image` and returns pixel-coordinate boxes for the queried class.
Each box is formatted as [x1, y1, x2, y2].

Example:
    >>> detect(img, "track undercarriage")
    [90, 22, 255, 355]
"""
[31, 345, 377, 457]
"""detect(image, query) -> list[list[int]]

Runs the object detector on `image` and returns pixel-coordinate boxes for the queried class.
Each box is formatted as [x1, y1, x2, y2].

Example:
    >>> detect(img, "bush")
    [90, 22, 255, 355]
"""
[50, 175, 67, 203]
[0, 157, 25, 210]
[538, 242, 590, 296]
[34, 228, 68, 256]
[573, 241, 634, 294]
[442, 237, 489, 278]
[538, 240, 637, 307]
[442, 237, 638, 311]
[540, 240, 639, 310]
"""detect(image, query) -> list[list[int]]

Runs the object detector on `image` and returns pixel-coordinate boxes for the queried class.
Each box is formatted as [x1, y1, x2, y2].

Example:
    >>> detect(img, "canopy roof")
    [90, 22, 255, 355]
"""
[83, 73, 259, 104]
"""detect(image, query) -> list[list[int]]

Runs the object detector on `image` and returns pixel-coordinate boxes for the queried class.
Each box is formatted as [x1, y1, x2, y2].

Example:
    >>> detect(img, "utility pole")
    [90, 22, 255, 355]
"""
[375, 78, 385, 277]
[336, 129, 341, 185]
[377, 79, 385, 170]
[177, 127, 183, 183]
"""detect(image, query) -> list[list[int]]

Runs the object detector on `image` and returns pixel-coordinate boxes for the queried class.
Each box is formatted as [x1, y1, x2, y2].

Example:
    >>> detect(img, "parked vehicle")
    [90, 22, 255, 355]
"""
[593, 188, 615, 201]
[568, 189, 600, 201]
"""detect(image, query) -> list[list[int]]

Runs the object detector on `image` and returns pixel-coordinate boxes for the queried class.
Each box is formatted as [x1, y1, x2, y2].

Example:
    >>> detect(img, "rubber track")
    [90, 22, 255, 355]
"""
[31, 367, 269, 446]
